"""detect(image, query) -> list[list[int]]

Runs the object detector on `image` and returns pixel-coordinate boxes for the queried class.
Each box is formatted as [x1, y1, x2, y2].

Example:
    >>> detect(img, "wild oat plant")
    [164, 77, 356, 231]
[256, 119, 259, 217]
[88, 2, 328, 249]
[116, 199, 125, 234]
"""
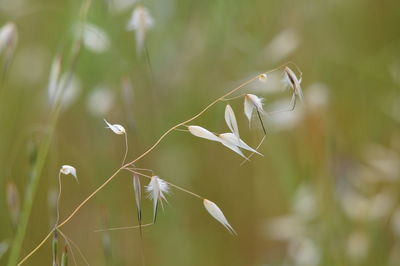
[1, 1, 306, 265]
[15, 66, 303, 265]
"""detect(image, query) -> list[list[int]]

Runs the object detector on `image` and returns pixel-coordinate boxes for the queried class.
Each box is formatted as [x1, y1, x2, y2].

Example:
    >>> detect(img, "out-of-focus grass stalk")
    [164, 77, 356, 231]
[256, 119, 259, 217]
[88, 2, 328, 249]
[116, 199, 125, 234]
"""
[7, 102, 62, 266]
[7, 39, 82, 266]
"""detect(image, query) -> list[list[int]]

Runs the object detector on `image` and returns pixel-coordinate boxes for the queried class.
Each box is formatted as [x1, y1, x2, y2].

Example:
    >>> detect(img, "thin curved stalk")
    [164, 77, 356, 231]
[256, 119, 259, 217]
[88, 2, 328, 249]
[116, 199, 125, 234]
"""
[17, 65, 287, 265]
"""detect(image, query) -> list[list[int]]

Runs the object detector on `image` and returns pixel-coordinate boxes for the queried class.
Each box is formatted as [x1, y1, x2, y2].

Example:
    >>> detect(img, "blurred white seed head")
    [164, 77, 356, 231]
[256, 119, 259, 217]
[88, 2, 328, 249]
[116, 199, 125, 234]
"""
[264, 28, 299, 63]
[203, 199, 236, 235]
[47, 56, 62, 103]
[339, 190, 394, 222]
[60, 165, 78, 183]
[0, 240, 9, 261]
[346, 231, 369, 262]
[87, 85, 114, 117]
[47, 58, 81, 110]
[288, 237, 320, 266]
[244, 94, 264, 122]
[6, 181, 20, 227]
[266, 215, 305, 241]
[292, 185, 317, 221]
[304, 83, 329, 110]
[104, 119, 126, 135]
[57, 73, 81, 109]
[126, 5, 154, 53]
[368, 191, 394, 220]
[81, 23, 110, 53]
[0, 22, 18, 58]
[363, 144, 400, 181]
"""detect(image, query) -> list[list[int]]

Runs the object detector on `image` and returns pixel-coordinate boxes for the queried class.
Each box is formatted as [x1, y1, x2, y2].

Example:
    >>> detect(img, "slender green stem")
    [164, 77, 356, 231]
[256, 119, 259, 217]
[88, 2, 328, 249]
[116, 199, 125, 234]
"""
[7, 103, 62, 266]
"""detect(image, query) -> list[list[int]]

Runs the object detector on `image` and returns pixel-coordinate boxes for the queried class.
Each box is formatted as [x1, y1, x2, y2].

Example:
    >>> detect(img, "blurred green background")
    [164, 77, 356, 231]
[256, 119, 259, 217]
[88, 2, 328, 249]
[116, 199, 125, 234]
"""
[1, 0, 400, 265]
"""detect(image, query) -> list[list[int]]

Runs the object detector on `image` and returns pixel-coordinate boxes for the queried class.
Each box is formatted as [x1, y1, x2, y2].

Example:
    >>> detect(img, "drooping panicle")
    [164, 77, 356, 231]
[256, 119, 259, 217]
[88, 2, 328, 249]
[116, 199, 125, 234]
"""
[203, 199, 237, 235]
[146, 176, 169, 222]
[126, 5, 154, 53]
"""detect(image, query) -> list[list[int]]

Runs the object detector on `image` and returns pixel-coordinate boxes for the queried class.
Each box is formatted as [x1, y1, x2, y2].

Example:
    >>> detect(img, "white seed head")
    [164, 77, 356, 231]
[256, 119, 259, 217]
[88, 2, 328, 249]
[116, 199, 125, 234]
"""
[104, 119, 126, 135]
[203, 199, 236, 235]
[264, 28, 299, 63]
[146, 176, 169, 222]
[60, 165, 78, 182]
[346, 231, 369, 262]
[188, 125, 221, 142]
[57, 73, 81, 109]
[126, 5, 154, 53]
[284, 66, 304, 102]
[244, 94, 264, 122]
[224, 104, 239, 139]
[87, 86, 114, 116]
[0, 22, 18, 55]
[132, 174, 142, 222]
[218, 133, 247, 159]
[6, 181, 20, 226]
[47, 55, 62, 104]
[81, 23, 110, 53]
[288, 237, 320, 266]
[219, 133, 262, 156]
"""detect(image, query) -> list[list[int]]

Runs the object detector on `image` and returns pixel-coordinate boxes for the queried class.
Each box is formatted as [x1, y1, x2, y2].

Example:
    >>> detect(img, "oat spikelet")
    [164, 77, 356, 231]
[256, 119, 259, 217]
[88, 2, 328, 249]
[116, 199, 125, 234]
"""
[224, 104, 240, 139]
[203, 199, 237, 235]
[104, 119, 126, 135]
[146, 176, 169, 222]
[60, 165, 78, 183]
[244, 94, 264, 122]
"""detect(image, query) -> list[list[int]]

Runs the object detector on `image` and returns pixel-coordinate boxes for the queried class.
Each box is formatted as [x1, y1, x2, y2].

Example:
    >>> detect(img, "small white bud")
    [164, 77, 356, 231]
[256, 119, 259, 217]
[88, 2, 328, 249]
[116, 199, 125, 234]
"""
[126, 5, 154, 53]
[0, 22, 18, 55]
